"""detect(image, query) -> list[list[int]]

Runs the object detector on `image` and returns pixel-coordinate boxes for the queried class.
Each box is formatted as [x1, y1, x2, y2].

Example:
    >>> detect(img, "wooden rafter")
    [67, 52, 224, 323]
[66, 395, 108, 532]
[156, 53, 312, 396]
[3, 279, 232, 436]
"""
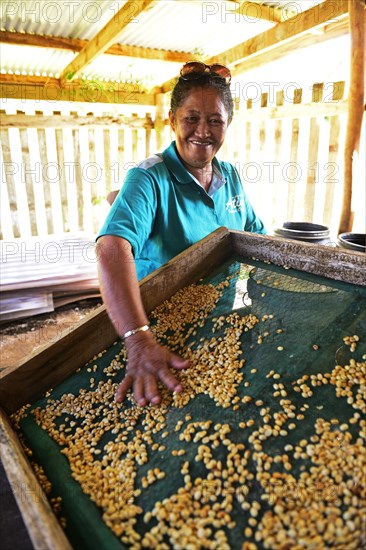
[206, 1, 349, 71]
[0, 0, 352, 105]
[160, 1, 349, 93]
[0, 31, 189, 63]
[230, 16, 349, 77]
[59, 0, 155, 86]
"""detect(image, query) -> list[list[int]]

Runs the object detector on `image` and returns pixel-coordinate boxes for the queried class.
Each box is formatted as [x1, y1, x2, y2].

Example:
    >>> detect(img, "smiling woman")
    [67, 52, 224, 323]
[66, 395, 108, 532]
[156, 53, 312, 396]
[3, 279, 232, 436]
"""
[96, 62, 266, 407]
[169, 78, 231, 191]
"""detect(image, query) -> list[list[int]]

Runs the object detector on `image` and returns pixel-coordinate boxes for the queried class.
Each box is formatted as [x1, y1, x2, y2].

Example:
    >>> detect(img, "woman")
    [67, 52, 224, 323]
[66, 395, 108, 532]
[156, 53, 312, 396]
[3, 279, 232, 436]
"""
[97, 62, 265, 406]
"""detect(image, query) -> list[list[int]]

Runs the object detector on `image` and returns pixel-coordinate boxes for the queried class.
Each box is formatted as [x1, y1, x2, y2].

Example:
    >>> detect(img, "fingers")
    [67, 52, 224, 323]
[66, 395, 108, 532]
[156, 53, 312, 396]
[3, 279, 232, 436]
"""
[169, 352, 191, 371]
[115, 374, 133, 403]
[115, 371, 162, 406]
[133, 376, 148, 407]
[159, 367, 183, 394]
[140, 374, 161, 405]
[115, 346, 191, 406]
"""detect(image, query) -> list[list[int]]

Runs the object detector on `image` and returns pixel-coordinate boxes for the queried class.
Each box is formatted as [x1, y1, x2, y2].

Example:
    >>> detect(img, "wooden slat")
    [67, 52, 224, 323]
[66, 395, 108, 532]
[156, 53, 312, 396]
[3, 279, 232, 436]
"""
[59, 0, 155, 85]
[272, 90, 285, 225]
[36, 119, 54, 234]
[103, 127, 112, 197]
[0, 227, 231, 415]
[118, 128, 125, 188]
[0, 113, 155, 129]
[88, 128, 100, 234]
[78, 126, 93, 234]
[54, 127, 69, 233]
[72, 125, 83, 231]
[287, 88, 303, 221]
[0, 139, 13, 239]
[323, 81, 346, 227]
[0, 409, 73, 550]
[245, 99, 252, 165]
[145, 113, 153, 157]
[0, 76, 155, 106]
[154, 93, 170, 150]
[0, 128, 20, 238]
[304, 83, 324, 221]
[0, 30, 190, 62]
[19, 127, 38, 236]
[258, 92, 268, 213]
[131, 114, 139, 163]
[43, 126, 64, 234]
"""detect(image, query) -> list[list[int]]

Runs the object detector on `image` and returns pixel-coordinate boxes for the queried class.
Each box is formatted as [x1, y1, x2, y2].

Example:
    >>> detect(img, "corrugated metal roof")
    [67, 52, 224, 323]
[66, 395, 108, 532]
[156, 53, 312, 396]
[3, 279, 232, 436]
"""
[81, 56, 183, 88]
[0, 0, 338, 87]
[0, 0, 125, 39]
[119, 1, 273, 55]
[0, 43, 75, 77]
[0, 43, 182, 88]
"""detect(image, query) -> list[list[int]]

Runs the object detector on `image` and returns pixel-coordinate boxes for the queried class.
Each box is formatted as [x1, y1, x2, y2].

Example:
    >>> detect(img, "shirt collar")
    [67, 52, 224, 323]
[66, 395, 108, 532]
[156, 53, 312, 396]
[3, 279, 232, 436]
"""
[162, 141, 225, 186]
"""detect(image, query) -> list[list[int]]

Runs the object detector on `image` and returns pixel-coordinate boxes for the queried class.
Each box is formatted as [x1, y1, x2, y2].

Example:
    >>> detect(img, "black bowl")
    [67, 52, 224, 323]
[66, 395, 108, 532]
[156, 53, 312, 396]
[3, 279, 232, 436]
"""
[338, 233, 366, 253]
[274, 222, 330, 244]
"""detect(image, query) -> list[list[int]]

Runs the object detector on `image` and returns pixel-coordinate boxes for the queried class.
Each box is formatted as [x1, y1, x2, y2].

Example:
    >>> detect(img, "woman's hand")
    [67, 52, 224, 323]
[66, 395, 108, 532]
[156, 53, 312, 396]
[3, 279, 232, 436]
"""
[116, 331, 190, 406]
[97, 235, 189, 405]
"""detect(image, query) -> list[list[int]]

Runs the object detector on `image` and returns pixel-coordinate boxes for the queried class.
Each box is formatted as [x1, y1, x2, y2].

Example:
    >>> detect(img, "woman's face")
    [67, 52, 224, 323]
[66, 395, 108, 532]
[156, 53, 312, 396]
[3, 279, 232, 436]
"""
[169, 87, 230, 171]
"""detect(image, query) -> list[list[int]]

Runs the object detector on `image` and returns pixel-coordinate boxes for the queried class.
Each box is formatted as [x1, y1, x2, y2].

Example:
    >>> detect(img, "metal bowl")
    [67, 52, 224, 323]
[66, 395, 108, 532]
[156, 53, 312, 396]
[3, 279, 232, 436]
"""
[338, 233, 366, 253]
[274, 222, 330, 244]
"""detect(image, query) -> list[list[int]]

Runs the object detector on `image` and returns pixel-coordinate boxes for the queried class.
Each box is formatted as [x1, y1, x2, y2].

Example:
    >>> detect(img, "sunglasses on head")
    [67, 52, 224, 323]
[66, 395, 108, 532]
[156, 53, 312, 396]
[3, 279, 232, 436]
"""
[180, 61, 231, 85]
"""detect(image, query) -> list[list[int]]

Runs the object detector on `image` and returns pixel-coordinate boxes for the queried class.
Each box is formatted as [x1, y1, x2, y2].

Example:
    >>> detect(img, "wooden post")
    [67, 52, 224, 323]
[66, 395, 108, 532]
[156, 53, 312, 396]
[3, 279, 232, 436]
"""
[338, 0, 365, 234]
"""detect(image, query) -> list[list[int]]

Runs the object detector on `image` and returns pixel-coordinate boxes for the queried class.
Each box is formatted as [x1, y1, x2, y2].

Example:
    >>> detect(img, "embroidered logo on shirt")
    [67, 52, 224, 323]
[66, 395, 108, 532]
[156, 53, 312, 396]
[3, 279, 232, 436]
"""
[226, 194, 245, 213]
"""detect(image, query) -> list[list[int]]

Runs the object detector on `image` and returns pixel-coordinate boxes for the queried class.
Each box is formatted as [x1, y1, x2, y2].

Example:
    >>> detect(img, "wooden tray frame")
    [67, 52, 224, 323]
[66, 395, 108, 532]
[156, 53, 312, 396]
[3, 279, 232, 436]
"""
[1, 228, 365, 549]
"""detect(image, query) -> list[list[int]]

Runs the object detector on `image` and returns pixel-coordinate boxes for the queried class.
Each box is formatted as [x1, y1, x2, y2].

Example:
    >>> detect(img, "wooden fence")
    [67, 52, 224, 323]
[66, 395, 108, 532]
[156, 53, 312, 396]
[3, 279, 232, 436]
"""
[1, 81, 361, 240]
[221, 80, 352, 236]
[0, 110, 156, 239]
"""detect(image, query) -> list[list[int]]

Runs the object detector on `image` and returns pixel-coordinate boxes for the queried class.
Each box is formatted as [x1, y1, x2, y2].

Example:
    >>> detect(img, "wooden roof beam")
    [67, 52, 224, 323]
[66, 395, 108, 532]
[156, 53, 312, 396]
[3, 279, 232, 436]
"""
[0, 74, 155, 105]
[230, 16, 349, 76]
[206, 0, 349, 72]
[159, 1, 349, 92]
[59, 0, 155, 86]
[0, 31, 190, 63]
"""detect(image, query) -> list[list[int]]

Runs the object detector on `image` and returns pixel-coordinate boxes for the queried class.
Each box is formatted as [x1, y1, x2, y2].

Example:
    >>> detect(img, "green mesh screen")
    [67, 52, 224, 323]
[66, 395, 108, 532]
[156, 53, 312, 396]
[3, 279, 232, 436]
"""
[13, 258, 366, 549]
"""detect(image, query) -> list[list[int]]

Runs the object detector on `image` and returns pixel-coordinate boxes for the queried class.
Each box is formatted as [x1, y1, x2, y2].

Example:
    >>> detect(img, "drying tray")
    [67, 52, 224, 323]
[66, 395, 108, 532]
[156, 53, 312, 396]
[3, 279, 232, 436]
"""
[0, 228, 365, 550]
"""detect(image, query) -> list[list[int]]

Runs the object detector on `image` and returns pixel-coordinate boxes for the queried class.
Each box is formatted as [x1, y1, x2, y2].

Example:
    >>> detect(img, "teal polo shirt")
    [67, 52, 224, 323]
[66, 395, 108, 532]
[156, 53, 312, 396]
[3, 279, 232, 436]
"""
[97, 141, 265, 280]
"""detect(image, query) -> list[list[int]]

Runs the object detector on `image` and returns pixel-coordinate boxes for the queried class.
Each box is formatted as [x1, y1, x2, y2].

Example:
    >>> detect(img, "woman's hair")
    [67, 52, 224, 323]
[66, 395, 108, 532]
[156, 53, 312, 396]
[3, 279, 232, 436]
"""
[170, 74, 234, 123]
